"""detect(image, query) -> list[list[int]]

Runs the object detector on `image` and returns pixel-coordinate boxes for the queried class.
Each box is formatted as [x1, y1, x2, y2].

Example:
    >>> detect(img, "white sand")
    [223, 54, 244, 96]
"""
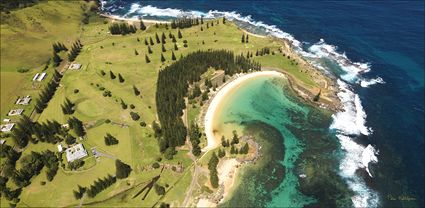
[203, 71, 285, 151]
[197, 198, 216, 207]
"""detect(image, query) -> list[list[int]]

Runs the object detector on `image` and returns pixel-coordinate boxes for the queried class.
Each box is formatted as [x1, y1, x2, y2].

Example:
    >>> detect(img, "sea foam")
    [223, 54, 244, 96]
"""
[101, 3, 380, 207]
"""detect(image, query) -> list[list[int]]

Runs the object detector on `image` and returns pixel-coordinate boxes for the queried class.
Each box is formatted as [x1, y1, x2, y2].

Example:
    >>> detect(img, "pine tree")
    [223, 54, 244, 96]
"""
[120, 99, 127, 109]
[241, 34, 245, 43]
[148, 45, 153, 54]
[150, 37, 154, 45]
[61, 98, 75, 115]
[172, 35, 177, 43]
[115, 160, 132, 179]
[218, 148, 225, 158]
[53, 52, 62, 67]
[155, 33, 160, 44]
[201, 16, 204, 24]
[221, 135, 228, 147]
[223, 17, 226, 24]
[145, 55, 151, 63]
[231, 130, 239, 144]
[161, 32, 166, 42]
[162, 44, 166, 52]
[161, 53, 166, 62]
[118, 73, 125, 83]
[134, 49, 139, 55]
[200, 26, 203, 31]
[178, 30, 182, 39]
[133, 85, 140, 96]
[144, 38, 149, 45]
[110, 71, 116, 79]
[174, 43, 178, 51]
[104, 133, 119, 145]
[246, 34, 249, 43]
[171, 51, 176, 60]
[140, 20, 146, 30]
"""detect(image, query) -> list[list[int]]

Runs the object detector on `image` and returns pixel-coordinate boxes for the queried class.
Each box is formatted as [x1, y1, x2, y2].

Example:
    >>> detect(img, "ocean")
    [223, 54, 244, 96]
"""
[100, 1, 425, 207]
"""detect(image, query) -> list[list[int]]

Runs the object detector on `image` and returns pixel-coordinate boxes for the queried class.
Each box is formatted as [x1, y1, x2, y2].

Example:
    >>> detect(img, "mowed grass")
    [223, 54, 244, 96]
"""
[6, 15, 319, 207]
[0, 0, 88, 121]
[0, 1, 85, 71]
[0, 66, 57, 122]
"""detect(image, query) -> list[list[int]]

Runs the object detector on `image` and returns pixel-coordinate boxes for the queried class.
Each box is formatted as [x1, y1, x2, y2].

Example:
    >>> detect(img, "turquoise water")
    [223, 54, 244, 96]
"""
[216, 75, 350, 207]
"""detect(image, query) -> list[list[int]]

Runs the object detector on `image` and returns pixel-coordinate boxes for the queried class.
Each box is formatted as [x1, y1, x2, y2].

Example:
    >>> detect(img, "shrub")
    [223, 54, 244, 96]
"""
[17, 68, 30, 73]
[105, 119, 111, 123]
[130, 104, 135, 109]
[152, 162, 160, 169]
[139, 121, 146, 127]
[74, 89, 79, 93]
[130, 112, 140, 121]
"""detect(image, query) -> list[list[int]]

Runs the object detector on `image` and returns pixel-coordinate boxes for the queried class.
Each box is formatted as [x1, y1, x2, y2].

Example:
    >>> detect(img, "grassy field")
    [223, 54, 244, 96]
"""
[1, 4, 321, 206]
[0, 0, 89, 119]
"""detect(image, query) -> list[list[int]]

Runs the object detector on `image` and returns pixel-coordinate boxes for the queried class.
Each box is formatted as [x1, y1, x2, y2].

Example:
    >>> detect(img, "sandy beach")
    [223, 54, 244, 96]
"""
[203, 70, 285, 152]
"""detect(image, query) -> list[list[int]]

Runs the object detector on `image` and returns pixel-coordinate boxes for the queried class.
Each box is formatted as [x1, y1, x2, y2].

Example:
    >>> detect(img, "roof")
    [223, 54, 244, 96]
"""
[69, 63, 82, 70]
[65, 143, 88, 162]
[8, 109, 23, 116]
[57, 144, 63, 152]
[16, 96, 31, 105]
[0, 123, 15, 132]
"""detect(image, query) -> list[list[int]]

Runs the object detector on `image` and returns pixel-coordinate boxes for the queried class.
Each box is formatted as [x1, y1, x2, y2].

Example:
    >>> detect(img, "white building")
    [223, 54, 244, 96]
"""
[0, 123, 15, 132]
[8, 109, 23, 116]
[37, 72, 46, 81]
[69, 63, 82, 70]
[16, 95, 31, 105]
[65, 143, 88, 162]
[32, 73, 39, 81]
[57, 144, 63, 152]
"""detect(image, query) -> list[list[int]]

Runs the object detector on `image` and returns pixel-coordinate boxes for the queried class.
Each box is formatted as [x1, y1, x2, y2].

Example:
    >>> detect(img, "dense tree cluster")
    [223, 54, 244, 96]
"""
[189, 122, 201, 156]
[241, 34, 249, 43]
[11, 151, 58, 188]
[115, 160, 132, 179]
[240, 142, 249, 154]
[0, 0, 38, 12]
[61, 98, 75, 115]
[52, 42, 68, 53]
[86, 175, 117, 198]
[68, 116, 86, 137]
[35, 70, 62, 113]
[155, 50, 260, 154]
[73, 185, 86, 200]
[170, 17, 200, 29]
[104, 133, 119, 146]
[255, 47, 271, 56]
[208, 152, 219, 188]
[68, 39, 83, 62]
[108, 22, 137, 35]
[68, 159, 84, 170]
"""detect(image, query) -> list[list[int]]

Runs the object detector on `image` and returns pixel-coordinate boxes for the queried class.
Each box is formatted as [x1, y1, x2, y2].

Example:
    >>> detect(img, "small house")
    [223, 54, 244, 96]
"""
[8, 109, 23, 116]
[0, 123, 15, 132]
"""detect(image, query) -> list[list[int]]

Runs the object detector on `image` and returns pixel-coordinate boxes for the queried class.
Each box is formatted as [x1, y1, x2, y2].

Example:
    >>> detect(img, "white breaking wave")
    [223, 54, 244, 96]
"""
[331, 80, 372, 135]
[304, 39, 385, 87]
[331, 80, 379, 208]
[359, 77, 386, 87]
[101, 3, 380, 207]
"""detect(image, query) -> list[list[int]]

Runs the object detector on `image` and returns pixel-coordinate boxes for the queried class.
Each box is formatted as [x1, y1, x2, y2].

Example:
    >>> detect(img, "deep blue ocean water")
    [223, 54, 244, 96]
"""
[102, 1, 424, 207]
